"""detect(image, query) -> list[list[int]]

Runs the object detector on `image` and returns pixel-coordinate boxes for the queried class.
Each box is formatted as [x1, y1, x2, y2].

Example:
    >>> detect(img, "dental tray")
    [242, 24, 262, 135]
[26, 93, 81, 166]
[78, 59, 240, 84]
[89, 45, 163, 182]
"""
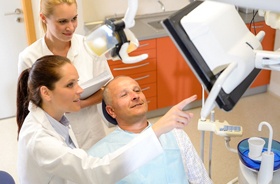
[238, 138, 280, 172]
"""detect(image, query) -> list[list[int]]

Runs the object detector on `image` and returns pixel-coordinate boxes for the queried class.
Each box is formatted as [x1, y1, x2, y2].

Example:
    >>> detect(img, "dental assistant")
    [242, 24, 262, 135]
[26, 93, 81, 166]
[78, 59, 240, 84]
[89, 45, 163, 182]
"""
[16, 55, 193, 184]
[18, 0, 112, 150]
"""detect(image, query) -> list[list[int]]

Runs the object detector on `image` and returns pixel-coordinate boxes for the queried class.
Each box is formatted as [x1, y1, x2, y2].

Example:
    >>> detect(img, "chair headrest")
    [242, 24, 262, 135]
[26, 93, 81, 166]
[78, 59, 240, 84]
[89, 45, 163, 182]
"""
[102, 99, 118, 125]
[0, 170, 15, 184]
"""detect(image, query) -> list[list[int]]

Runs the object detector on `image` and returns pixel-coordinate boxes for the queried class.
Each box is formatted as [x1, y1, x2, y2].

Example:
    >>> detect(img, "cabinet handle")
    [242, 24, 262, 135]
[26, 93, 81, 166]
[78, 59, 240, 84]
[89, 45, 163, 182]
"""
[138, 43, 149, 48]
[147, 100, 151, 104]
[134, 75, 150, 81]
[113, 62, 149, 71]
[250, 25, 264, 29]
[141, 86, 150, 91]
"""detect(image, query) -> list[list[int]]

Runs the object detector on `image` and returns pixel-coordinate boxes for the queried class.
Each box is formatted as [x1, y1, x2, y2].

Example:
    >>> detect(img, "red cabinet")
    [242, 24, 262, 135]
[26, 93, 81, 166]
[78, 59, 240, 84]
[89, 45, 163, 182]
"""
[156, 37, 202, 108]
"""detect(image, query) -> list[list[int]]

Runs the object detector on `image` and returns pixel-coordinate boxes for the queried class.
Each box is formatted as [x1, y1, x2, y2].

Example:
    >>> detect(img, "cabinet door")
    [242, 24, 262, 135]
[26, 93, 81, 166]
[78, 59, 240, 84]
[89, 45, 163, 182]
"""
[247, 21, 276, 88]
[157, 37, 202, 108]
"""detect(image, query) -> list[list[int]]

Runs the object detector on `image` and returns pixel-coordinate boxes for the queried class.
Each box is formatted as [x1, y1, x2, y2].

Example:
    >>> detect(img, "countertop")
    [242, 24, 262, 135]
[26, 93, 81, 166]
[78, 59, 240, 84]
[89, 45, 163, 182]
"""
[84, 11, 174, 40]
[84, 10, 264, 41]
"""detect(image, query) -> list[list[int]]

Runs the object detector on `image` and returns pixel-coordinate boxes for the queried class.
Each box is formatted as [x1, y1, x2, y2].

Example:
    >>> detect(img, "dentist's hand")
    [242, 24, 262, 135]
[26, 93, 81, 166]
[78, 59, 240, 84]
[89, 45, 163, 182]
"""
[152, 95, 197, 137]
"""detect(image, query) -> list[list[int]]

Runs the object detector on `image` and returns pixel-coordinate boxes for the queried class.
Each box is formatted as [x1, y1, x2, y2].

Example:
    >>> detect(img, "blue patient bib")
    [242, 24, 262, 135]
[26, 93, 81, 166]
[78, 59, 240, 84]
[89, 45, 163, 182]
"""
[88, 127, 189, 184]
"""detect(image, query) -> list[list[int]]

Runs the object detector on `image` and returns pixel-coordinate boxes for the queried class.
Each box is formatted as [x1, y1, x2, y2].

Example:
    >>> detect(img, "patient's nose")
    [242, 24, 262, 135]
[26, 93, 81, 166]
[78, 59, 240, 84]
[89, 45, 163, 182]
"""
[130, 92, 139, 101]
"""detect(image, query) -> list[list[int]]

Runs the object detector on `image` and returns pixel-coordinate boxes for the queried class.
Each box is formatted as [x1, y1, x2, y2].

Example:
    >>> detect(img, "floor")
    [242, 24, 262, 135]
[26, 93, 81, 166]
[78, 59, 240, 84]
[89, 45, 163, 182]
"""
[1, 92, 280, 184]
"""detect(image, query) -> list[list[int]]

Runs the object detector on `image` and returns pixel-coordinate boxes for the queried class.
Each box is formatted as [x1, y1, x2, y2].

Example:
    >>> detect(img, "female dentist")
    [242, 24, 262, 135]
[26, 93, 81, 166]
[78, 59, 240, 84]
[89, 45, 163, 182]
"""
[17, 55, 196, 184]
[18, 0, 113, 150]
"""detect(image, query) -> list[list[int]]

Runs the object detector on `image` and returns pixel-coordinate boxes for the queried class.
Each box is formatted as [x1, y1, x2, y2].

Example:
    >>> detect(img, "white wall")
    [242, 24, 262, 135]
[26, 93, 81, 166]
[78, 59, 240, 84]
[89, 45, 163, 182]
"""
[268, 29, 280, 97]
[31, 0, 189, 38]
[31, 0, 85, 38]
[81, 0, 189, 23]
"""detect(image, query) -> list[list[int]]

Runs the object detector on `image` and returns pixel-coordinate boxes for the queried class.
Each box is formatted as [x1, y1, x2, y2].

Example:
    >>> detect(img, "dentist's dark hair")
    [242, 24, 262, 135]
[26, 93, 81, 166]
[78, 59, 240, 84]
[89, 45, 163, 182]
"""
[16, 55, 71, 136]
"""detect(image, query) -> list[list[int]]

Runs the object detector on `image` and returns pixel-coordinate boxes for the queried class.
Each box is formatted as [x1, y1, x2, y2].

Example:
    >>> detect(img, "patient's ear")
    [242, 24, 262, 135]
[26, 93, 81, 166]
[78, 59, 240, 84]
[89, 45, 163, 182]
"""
[106, 106, 116, 118]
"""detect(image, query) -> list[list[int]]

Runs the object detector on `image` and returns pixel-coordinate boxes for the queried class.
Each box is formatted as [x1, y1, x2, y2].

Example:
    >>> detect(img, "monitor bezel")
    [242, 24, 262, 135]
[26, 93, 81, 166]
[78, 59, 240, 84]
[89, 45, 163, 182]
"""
[161, 1, 261, 111]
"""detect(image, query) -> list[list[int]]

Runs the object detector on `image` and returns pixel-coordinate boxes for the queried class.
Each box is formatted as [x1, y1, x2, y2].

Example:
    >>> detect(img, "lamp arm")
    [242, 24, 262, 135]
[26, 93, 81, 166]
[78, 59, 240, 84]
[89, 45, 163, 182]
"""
[122, 0, 138, 29]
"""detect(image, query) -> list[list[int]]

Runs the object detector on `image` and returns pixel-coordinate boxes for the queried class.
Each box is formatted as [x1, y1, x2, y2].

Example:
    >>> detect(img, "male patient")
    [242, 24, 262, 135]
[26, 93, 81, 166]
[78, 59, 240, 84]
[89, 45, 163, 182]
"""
[88, 76, 212, 184]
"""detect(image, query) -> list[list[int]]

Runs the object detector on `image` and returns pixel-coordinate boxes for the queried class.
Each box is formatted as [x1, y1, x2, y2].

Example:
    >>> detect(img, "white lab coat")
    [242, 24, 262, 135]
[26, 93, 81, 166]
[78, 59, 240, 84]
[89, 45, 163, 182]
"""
[17, 103, 163, 184]
[18, 34, 114, 150]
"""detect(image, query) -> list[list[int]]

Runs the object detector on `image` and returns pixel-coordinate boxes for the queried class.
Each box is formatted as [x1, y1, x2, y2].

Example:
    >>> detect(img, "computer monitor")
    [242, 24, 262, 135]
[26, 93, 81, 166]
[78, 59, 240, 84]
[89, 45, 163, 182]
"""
[162, 1, 262, 116]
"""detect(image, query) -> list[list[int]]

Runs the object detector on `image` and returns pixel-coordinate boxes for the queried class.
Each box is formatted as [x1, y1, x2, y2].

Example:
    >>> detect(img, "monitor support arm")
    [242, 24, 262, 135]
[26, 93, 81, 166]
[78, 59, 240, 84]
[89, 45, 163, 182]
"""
[208, 0, 280, 13]
[200, 51, 280, 121]
[255, 50, 280, 71]
[200, 62, 238, 121]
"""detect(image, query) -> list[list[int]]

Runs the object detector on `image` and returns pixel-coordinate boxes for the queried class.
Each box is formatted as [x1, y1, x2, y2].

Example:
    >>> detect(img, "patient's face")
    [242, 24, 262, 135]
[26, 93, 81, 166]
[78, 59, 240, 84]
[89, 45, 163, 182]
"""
[108, 76, 148, 123]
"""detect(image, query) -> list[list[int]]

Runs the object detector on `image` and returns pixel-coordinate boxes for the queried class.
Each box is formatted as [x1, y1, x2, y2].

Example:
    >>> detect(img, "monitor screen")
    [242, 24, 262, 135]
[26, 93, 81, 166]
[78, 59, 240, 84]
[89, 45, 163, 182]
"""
[161, 0, 261, 112]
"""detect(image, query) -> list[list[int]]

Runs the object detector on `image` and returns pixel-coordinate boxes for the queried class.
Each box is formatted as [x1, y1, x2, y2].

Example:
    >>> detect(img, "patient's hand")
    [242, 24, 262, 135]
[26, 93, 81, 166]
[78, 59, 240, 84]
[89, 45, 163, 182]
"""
[152, 95, 197, 137]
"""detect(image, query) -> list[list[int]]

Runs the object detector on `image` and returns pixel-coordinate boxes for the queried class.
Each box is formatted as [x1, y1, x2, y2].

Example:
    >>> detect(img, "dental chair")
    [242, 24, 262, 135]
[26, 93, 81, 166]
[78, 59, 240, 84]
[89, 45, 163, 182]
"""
[0, 170, 15, 184]
[101, 99, 118, 126]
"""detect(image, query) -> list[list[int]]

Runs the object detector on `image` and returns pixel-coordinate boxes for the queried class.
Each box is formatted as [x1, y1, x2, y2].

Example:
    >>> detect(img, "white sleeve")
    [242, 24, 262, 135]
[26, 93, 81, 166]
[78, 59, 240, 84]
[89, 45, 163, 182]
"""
[86, 127, 164, 183]
[173, 129, 213, 184]
[32, 127, 163, 184]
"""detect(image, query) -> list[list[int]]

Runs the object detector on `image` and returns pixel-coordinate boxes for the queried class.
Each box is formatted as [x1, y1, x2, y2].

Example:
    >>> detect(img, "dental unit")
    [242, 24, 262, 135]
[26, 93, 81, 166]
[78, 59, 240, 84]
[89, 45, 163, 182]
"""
[161, 0, 280, 183]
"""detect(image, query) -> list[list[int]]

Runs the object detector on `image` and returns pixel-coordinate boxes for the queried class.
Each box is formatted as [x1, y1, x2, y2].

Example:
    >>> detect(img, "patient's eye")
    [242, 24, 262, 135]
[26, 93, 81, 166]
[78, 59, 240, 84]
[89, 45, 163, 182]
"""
[134, 87, 142, 93]
[120, 92, 127, 97]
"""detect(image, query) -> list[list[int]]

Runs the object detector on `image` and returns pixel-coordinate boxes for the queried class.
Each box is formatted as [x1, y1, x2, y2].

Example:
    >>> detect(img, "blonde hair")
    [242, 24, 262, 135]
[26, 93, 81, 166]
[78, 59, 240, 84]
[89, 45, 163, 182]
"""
[40, 0, 77, 32]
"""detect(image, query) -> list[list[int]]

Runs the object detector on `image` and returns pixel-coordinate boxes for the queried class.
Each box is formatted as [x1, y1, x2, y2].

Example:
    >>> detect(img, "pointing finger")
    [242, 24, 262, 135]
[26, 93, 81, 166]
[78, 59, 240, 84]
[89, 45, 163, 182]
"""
[176, 95, 197, 111]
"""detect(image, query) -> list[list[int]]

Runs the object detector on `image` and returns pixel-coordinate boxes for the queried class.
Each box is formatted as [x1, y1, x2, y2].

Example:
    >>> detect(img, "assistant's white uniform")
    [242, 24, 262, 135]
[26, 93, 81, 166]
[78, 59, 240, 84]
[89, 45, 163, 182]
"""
[18, 34, 113, 150]
[17, 103, 163, 184]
